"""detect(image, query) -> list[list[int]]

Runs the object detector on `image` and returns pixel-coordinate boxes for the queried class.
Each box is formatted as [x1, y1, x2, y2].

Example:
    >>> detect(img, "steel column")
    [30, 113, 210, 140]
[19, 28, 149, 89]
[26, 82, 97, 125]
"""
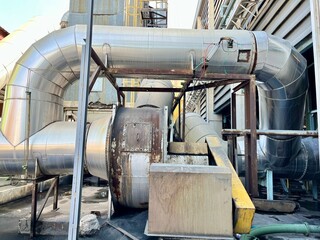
[53, 176, 59, 210]
[244, 76, 258, 197]
[230, 92, 237, 168]
[182, 93, 186, 142]
[68, 0, 94, 239]
[30, 180, 38, 238]
[178, 101, 181, 139]
[310, 0, 320, 168]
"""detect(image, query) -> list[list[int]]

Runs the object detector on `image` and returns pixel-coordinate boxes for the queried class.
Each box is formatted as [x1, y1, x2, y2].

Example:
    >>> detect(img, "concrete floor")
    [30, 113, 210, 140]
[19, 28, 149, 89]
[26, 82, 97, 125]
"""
[1, 177, 320, 239]
[0, 177, 154, 240]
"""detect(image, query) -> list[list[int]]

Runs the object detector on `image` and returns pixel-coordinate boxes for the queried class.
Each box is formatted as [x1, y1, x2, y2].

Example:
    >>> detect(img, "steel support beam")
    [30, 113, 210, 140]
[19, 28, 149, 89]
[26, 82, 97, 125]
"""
[119, 86, 182, 92]
[310, 0, 320, 169]
[244, 76, 258, 197]
[30, 180, 38, 238]
[53, 176, 59, 210]
[88, 66, 101, 92]
[68, 0, 94, 239]
[182, 93, 186, 141]
[222, 129, 319, 137]
[229, 92, 237, 168]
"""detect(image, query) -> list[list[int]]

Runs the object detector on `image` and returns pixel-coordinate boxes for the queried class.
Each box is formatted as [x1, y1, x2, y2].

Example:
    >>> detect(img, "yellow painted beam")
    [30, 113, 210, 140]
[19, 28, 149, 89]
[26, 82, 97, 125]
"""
[206, 136, 255, 234]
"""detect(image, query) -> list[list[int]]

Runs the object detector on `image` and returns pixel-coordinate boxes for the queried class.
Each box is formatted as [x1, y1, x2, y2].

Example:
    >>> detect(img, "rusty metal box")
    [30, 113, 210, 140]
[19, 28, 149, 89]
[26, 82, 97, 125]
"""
[147, 163, 233, 238]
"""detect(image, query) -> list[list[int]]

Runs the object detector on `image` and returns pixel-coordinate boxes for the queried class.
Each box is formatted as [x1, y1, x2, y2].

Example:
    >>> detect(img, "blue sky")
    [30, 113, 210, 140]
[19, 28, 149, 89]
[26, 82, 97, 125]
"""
[0, 0, 197, 32]
[0, 0, 69, 32]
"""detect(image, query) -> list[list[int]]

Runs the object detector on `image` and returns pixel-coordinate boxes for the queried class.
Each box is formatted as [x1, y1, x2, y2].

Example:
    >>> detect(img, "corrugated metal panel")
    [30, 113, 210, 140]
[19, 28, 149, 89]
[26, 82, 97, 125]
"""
[264, 0, 302, 34]
[252, 1, 286, 30]
[249, 1, 312, 49]
[286, 15, 312, 47]
[274, 0, 310, 39]
[214, 85, 230, 113]
[200, 91, 207, 120]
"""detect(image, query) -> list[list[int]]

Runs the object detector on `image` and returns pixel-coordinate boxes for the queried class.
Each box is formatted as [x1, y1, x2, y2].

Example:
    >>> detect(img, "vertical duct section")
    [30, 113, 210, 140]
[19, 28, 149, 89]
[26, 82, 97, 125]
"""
[253, 32, 308, 168]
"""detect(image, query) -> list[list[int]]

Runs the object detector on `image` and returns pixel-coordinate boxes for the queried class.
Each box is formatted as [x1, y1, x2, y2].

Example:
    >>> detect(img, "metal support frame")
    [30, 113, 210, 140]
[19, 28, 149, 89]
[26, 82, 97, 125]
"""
[30, 176, 59, 238]
[244, 76, 258, 197]
[178, 100, 181, 140]
[68, 0, 93, 239]
[90, 48, 125, 106]
[226, 75, 258, 197]
[222, 129, 319, 138]
[229, 92, 237, 168]
[182, 93, 186, 141]
[110, 69, 259, 197]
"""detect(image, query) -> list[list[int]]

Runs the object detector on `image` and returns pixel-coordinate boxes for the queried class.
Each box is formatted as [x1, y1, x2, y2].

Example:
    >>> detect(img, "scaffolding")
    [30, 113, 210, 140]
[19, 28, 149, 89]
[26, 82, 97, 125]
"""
[141, 0, 168, 28]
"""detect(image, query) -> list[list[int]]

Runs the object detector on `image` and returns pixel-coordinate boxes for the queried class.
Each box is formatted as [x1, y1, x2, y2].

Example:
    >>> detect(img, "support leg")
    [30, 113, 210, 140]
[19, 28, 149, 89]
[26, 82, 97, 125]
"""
[30, 181, 38, 238]
[266, 169, 273, 200]
[53, 176, 59, 210]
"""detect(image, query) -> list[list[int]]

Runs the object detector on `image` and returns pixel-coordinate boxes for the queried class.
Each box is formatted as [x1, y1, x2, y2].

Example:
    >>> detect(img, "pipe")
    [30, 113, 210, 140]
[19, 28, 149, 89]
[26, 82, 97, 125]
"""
[240, 223, 320, 240]
[1, 26, 257, 146]
[0, 25, 313, 182]
[176, 112, 222, 143]
[0, 16, 59, 89]
[135, 79, 173, 112]
[0, 117, 111, 178]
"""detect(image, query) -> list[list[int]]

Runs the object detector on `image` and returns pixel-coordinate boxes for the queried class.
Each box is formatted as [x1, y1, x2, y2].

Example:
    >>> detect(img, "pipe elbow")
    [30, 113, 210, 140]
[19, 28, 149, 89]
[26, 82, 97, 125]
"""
[253, 32, 308, 167]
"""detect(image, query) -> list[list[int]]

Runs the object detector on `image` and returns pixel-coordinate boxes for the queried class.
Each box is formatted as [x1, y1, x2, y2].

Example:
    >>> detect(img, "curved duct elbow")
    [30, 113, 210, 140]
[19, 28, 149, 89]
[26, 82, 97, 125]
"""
[1, 26, 257, 146]
[135, 79, 174, 112]
[253, 33, 308, 168]
[176, 112, 220, 143]
[0, 16, 59, 89]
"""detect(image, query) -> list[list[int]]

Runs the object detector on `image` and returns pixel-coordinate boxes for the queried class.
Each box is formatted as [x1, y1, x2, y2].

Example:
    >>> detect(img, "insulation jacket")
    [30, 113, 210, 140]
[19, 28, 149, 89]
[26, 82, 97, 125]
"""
[0, 25, 311, 181]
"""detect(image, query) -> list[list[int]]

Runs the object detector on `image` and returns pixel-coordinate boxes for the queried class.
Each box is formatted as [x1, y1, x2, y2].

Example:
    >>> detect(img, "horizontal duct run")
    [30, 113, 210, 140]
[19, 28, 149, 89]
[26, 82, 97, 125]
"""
[0, 25, 313, 196]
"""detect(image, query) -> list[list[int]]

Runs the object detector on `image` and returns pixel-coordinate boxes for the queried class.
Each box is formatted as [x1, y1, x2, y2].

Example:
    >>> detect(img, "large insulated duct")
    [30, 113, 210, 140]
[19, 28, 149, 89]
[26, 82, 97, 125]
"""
[1, 25, 259, 147]
[176, 112, 222, 143]
[0, 16, 59, 89]
[135, 79, 174, 113]
[0, 25, 315, 197]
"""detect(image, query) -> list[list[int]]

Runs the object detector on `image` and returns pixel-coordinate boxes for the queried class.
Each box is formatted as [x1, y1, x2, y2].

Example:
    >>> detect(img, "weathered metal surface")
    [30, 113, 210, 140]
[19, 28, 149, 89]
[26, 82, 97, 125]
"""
[206, 136, 255, 234]
[168, 142, 208, 155]
[109, 107, 164, 208]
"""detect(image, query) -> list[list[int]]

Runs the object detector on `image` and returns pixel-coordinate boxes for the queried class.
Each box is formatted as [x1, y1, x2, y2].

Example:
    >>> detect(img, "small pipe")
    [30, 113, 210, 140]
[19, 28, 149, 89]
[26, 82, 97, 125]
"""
[241, 223, 320, 240]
